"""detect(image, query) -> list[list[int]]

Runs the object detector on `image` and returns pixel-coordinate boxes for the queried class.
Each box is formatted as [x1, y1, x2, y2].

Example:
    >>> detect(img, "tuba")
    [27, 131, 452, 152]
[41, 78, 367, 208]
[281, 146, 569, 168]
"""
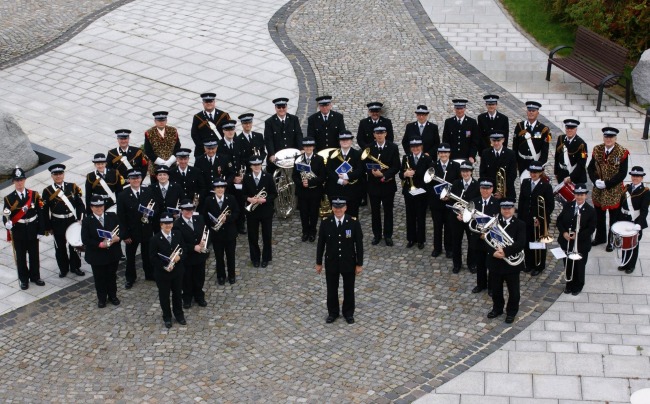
[273, 148, 301, 219]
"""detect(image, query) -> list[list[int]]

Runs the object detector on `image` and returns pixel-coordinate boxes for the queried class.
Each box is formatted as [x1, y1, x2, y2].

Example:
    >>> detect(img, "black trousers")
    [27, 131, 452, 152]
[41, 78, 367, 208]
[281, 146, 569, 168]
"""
[524, 223, 547, 272]
[621, 230, 642, 270]
[565, 252, 588, 292]
[431, 206, 451, 253]
[125, 237, 153, 283]
[451, 221, 475, 268]
[404, 193, 427, 243]
[595, 206, 620, 243]
[247, 216, 272, 262]
[13, 238, 40, 283]
[155, 273, 183, 320]
[369, 192, 395, 238]
[298, 195, 321, 237]
[213, 239, 236, 279]
[476, 248, 490, 289]
[489, 269, 520, 316]
[345, 194, 361, 219]
[182, 261, 206, 303]
[326, 267, 356, 318]
[53, 231, 81, 273]
[234, 190, 247, 230]
[91, 261, 119, 303]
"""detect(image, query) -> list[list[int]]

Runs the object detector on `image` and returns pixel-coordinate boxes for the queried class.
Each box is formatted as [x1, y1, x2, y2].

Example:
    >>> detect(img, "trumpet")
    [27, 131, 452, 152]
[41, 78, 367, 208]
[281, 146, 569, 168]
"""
[245, 188, 267, 212]
[105, 225, 120, 247]
[424, 169, 450, 185]
[199, 226, 210, 253]
[482, 220, 525, 266]
[192, 193, 200, 207]
[211, 206, 231, 231]
[361, 148, 389, 170]
[165, 244, 183, 272]
[404, 157, 416, 191]
[496, 167, 506, 198]
[141, 200, 155, 223]
[564, 213, 582, 282]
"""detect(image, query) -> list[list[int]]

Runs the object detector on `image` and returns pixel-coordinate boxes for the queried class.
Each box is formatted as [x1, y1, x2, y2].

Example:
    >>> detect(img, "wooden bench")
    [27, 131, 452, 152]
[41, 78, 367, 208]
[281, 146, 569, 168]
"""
[546, 26, 630, 111]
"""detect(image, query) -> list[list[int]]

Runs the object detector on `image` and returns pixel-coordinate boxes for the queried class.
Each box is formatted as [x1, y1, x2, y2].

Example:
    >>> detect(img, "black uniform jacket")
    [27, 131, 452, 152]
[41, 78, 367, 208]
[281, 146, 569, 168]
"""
[218, 138, 247, 172]
[3, 189, 45, 240]
[107, 146, 148, 179]
[620, 184, 650, 229]
[448, 178, 480, 209]
[442, 115, 479, 161]
[402, 121, 440, 156]
[194, 154, 234, 192]
[357, 117, 395, 150]
[553, 134, 588, 184]
[150, 182, 184, 222]
[479, 147, 517, 200]
[242, 172, 278, 219]
[191, 109, 231, 156]
[366, 142, 400, 195]
[292, 153, 327, 198]
[427, 159, 461, 207]
[203, 193, 240, 241]
[308, 111, 346, 151]
[557, 201, 597, 254]
[169, 165, 206, 204]
[116, 186, 153, 242]
[149, 229, 185, 280]
[42, 182, 85, 234]
[81, 212, 122, 265]
[512, 120, 551, 173]
[85, 169, 123, 213]
[174, 215, 209, 265]
[517, 178, 554, 226]
[484, 215, 527, 273]
[237, 131, 267, 164]
[264, 114, 303, 157]
[399, 153, 432, 195]
[325, 148, 363, 199]
[470, 195, 500, 249]
[477, 111, 510, 150]
[316, 214, 364, 272]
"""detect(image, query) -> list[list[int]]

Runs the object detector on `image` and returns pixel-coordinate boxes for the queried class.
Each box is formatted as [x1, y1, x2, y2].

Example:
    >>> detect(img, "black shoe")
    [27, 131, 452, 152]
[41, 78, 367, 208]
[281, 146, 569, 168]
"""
[452, 266, 460, 274]
[71, 268, 85, 276]
[345, 316, 355, 324]
[385, 237, 393, 246]
[505, 315, 515, 324]
[229, 277, 236, 284]
[183, 301, 191, 309]
[125, 281, 134, 289]
[531, 269, 543, 277]
[253, 261, 260, 268]
[98, 301, 106, 308]
[32, 279, 45, 286]
[261, 261, 268, 268]
[326, 315, 339, 324]
[145, 276, 155, 281]
[487, 310, 503, 319]
[217, 277, 225, 285]
[197, 300, 208, 307]
[469, 266, 477, 274]
[571, 290, 581, 296]
[605, 244, 614, 252]
[417, 243, 424, 250]
[176, 317, 187, 326]
[406, 241, 415, 248]
[431, 250, 441, 258]
[360, 199, 367, 207]
[308, 235, 316, 242]
[109, 297, 120, 306]
[564, 287, 572, 294]
[19, 281, 28, 290]
[59, 271, 68, 278]
[164, 319, 172, 328]
[522, 267, 532, 273]
[591, 240, 605, 246]
[120, 254, 126, 261]
[301, 234, 309, 242]
[445, 251, 453, 258]
[472, 286, 485, 294]
[618, 265, 627, 271]
[488, 290, 493, 297]
[625, 268, 635, 274]
[371, 237, 381, 245]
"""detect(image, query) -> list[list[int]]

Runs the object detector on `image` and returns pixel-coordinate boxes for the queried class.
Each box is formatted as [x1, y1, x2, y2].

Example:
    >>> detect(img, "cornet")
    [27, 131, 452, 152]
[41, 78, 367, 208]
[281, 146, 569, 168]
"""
[210, 206, 231, 231]
[165, 245, 183, 272]
[199, 226, 210, 253]
[361, 148, 389, 170]
[141, 200, 155, 223]
[245, 187, 267, 211]
[105, 226, 120, 247]
[192, 193, 200, 207]
[403, 157, 416, 191]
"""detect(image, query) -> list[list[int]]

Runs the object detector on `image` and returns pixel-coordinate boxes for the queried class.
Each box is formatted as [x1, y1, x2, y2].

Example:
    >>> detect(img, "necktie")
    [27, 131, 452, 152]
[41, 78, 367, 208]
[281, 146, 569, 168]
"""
[531, 181, 536, 192]
[97, 171, 103, 179]
[606, 149, 611, 157]
[495, 150, 499, 158]
[483, 200, 487, 212]
[208, 112, 213, 120]
[99, 215, 104, 227]
[464, 182, 468, 190]
[162, 187, 167, 198]
[254, 177, 259, 186]
[526, 123, 531, 131]
[575, 205, 580, 216]
[218, 199, 223, 209]
[336, 220, 340, 228]
[442, 164, 446, 171]
[414, 155, 419, 165]
[182, 171, 186, 177]
[187, 219, 194, 230]
[135, 191, 139, 199]
[491, 115, 494, 121]
[209, 157, 213, 165]
[419, 125, 424, 134]
[167, 234, 172, 243]
[20, 192, 25, 202]
[229, 143, 233, 151]
[323, 115, 328, 123]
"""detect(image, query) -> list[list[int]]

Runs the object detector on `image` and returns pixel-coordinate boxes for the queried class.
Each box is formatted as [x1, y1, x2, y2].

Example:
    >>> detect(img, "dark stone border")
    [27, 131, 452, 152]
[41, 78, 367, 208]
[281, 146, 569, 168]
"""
[0, 0, 136, 71]
[0, 143, 70, 190]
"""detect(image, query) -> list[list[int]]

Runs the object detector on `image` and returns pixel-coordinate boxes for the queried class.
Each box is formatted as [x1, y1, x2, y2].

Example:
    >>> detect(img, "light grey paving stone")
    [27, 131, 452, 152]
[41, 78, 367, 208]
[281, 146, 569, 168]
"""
[461, 395, 508, 404]
[530, 331, 562, 342]
[610, 345, 644, 356]
[576, 322, 606, 333]
[581, 377, 630, 402]
[545, 321, 576, 332]
[515, 341, 547, 352]
[533, 375, 581, 400]
[436, 371, 484, 395]
[604, 355, 650, 378]
[620, 314, 650, 325]
[546, 342, 578, 353]
[415, 393, 460, 404]
[561, 332, 591, 343]
[485, 373, 532, 397]
[556, 353, 604, 377]
[471, 350, 509, 373]
[592, 333, 623, 344]
[509, 352, 556, 374]
[606, 323, 638, 334]
[510, 399, 558, 404]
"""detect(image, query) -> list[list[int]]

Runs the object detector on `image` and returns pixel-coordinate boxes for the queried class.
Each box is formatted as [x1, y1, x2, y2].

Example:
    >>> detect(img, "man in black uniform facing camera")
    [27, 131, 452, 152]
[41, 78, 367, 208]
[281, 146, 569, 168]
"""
[264, 97, 303, 175]
[447, 161, 479, 273]
[174, 199, 209, 307]
[400, 137, 432, 250]
[3, 167, 46, 290]
[169, 148, 206, 209]
[85, 153, 123, 214]
[42, 163, 85, 278]
[477, 95, 509, 152]
[402, 104, 440, 156]
[357, 102, 395, 150]
[556, 184, 596, 295]
[308, 95, 346, 151]
[190, 92, 231, 157]
[195, 140, 234, 202]
[150, 212, 185, 328]
[485, 199, 526, 324]
[292, 137, 326, 242]
[237, 113, 266, 165]
[326, 130, 363, 218]
[81, 195, 121, 308]
[618, 167, 650, 274]
[243, 157, 278, 268]
[470, 178, 499, 293]
[107, 129, 148, 182]
[204, 178, 240, 284]
[554, 118, 588, 185]
[480, 132, 517, 200]
[512, 101, 551, 177]
[316, 197, 364, 325]
[442, 98, 479, 163]
[150, 165, 184, 228]
[429, 143, 460, 258]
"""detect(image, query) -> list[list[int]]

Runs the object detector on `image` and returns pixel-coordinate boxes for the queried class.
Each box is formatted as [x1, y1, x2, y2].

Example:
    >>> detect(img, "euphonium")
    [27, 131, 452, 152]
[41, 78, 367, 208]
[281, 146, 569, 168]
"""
[482, 220, 525, 266]
[319, 194, 332, 218]
[361, 148, 389, 170]
[245, 188, 267, 212]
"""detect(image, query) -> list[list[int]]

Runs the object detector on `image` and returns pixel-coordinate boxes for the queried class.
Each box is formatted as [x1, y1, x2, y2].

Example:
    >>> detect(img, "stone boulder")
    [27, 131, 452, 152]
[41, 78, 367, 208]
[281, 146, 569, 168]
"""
[632, 49, 650, 105]
[0, 111, 39, 176]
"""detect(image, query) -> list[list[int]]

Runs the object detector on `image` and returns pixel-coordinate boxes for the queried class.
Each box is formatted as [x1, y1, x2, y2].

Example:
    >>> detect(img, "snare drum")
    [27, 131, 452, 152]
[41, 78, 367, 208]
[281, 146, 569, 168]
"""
[611, 221, 639, 251]
[65, 222, 83, 248]
[553, 182, 575, 203]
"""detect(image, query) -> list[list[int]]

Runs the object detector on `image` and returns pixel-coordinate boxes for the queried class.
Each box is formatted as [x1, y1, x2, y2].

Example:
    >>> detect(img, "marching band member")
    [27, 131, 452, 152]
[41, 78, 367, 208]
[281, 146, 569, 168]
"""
[316, 197, 364, 325]
[243, 157, 278, 268]
[190, 92, 230, 157]
[428, 143, 460, 258]
[442, 99, 479, 163]
[106, 129, 148, 182]
[144, 111, 181, 184]
[203, 179, 240, 284]
[151, 165, 183, 228]
[470, 178, 499, 293]
[42, 164, 85, 278]
[116, 169, 154, 289]
[447, 161, 479, 273]
[618, 167, 649, 274]
[554, 118, 588, 185]
[512, 101, 551, 177]
[399, 136, 431, 250]
[557, 184, 596, 295]
[517, 161, 554, 276]
[366, 127, 400, 246]
[218, 120, 247, 234]
[169, 148, 206, 209]
[479, 132, 517, 200]
[85, 153, 123, 214]
[264, 97, 303, 175]
[587, 127, 629, 251]
[3, 167, 45, 290]
[237, 113, 266, 167]
[485, 199, 526, 324]
[149, 212, 185, 328]
[291, 137, 326, 242]
[477, 95, 509, 153]
[326, 130, 363, 218]
[401, 104, 440, 156]
[194, 140, 233, 198]
[308, 95, 346, 151]
[81, 195, 121, 307]
[174, 199, 209, 307]
[357, 102, 395, 150]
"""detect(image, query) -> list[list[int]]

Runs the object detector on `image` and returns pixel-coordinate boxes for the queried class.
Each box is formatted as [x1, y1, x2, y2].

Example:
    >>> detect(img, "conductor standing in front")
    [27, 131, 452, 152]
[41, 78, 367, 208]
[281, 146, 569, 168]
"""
[316, 197, 364, 325]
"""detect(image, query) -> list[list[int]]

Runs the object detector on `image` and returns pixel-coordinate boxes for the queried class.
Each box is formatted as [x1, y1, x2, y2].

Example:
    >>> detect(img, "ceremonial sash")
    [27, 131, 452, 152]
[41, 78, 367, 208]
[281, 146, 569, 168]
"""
[120, 156, 133, 171]
[98, 177, 116, 203]
[524, 133, 540, 160]
[563, 145, 575, 174]
[54, 186, 77, 219]
[7, 190, 33, 241]
[625, 191, 640, 221]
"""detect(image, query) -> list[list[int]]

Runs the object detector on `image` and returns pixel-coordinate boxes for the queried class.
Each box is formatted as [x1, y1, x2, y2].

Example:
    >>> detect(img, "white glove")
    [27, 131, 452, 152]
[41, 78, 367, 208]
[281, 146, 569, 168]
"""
[154, 157, 166, 166]
[595, 179, 606, 189]
[634, 224, 642, 231]
[37, 234, 43, 240]
[5, 221, 12, 230]
[166, 156, 177, 166]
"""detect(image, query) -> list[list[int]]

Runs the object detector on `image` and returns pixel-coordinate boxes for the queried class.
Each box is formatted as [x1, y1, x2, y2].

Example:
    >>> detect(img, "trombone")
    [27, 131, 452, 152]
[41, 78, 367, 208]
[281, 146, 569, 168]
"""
[534, 195, 554, 266]
[165, 244, 183, 272]
[564, 212, 582, 282]
[361, 148, 389, 170]
[245, 188, 267, 212]
[496, 167, 506, 198]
